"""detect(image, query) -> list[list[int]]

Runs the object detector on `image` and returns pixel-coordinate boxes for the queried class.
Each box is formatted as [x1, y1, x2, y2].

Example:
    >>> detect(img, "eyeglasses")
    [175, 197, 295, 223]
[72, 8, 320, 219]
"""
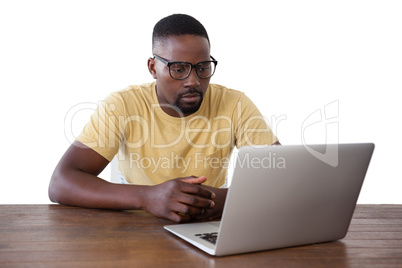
[153, 54, 218, 80]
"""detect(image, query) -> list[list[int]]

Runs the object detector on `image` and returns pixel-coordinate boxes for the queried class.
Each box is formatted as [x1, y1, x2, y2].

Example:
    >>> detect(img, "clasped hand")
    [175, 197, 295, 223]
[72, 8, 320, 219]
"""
[143, 176, 220, 223]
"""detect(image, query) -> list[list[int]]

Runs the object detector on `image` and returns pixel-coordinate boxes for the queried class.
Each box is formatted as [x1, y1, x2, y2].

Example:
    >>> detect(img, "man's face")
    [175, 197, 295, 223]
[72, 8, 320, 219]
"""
[149, 35, 211, 117]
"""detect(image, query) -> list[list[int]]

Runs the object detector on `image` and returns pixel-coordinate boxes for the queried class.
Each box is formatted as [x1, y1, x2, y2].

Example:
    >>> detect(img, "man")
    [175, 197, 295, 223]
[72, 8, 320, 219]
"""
[49, 14, 280, 223]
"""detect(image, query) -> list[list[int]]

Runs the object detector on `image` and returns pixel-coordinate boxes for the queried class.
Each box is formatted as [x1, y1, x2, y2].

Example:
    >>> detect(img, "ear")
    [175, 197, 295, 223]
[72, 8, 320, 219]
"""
[147, 57, 157, 79]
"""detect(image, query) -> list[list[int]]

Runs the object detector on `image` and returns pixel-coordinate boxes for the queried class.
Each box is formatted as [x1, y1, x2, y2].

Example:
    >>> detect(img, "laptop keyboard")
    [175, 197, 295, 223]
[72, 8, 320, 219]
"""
[195, 232, 219, 244]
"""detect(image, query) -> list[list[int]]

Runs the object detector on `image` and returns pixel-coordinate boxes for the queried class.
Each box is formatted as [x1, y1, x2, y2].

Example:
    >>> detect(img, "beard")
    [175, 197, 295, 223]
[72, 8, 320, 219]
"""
[173, 88, 204, 115]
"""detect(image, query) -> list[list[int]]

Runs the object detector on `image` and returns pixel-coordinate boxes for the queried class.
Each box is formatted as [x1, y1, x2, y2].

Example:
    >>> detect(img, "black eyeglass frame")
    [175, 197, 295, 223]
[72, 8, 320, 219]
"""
[153, 54, 218, 80]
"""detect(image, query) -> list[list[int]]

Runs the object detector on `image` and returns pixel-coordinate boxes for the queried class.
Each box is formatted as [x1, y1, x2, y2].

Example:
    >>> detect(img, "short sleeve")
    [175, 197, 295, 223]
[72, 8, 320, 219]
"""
[233, 93, 279, 148]
[76, 92, 125, 162]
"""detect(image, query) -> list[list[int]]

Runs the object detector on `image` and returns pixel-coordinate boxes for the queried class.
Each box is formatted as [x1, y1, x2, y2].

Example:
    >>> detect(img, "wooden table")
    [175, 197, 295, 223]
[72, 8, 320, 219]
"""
[1, 205, 401, 267]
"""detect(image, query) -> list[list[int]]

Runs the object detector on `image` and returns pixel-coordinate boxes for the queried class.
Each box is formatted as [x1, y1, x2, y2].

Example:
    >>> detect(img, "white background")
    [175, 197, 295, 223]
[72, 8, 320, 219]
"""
[0, 0, 401, 204]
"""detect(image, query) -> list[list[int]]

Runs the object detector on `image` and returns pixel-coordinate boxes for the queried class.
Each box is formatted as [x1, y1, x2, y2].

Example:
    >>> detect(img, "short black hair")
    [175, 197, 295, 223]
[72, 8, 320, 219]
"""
[152, 14, 210, 53]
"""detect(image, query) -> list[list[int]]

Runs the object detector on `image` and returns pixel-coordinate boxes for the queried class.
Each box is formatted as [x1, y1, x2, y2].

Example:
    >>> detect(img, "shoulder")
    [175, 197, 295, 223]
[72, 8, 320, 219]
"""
[105, 82, 155, 105]
[209, 83, 244, 97]
[99, 82, 155, 116]
[207, 83, 248, 103]
[109, 82, 154, 101]
[207, 83, 255, 107]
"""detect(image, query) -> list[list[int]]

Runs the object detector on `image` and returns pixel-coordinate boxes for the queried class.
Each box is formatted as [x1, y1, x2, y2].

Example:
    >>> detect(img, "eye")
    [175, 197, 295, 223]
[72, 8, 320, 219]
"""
[170, 63, 188, 73]
[197, 63, 211, 72]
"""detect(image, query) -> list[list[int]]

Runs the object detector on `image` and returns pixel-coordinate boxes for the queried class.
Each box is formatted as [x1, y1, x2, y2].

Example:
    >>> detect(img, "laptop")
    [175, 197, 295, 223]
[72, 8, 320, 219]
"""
[164, 143, 375, 256]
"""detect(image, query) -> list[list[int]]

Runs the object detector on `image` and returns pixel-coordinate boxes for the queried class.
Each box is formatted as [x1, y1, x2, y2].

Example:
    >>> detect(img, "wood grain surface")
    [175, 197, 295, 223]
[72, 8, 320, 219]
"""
[1, 205, 401, 267]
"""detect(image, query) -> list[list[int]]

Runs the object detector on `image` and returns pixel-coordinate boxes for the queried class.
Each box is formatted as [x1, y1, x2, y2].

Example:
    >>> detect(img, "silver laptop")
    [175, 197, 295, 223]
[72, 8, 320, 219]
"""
[164, 143, 374, 256]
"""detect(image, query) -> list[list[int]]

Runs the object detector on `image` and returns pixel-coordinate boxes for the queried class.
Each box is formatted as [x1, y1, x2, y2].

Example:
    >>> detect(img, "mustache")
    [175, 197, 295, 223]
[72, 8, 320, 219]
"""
[178, 88, 203, 98]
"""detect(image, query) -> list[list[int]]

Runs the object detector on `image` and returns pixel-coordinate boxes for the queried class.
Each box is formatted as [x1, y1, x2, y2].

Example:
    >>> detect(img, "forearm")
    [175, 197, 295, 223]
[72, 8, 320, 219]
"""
[49, 141, 217, 222]
[49, 168, 147, 210]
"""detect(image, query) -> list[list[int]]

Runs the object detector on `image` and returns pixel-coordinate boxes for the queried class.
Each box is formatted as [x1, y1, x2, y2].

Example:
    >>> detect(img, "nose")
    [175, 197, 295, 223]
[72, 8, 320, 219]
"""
[183, 67, 201, 88]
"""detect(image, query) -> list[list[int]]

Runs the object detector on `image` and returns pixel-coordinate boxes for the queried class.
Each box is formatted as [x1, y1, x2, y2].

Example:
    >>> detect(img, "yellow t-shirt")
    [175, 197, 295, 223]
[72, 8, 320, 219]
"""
[77, 82, 278, 187]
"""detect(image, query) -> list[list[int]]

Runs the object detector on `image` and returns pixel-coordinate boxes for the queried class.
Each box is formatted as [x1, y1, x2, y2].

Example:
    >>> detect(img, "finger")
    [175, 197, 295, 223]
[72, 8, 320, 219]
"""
[179, 182, 216, 199]
[192, 208, 219, 221]
[171, 201, 207, 217]
[168, 211, 192, 223]
[178, 176, 207, 185]
[175, 192, 215, 209]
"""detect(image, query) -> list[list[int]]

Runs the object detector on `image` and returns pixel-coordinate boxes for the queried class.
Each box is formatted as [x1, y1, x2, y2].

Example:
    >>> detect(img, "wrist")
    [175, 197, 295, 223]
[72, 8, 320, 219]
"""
[129, 184, 151, 211]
